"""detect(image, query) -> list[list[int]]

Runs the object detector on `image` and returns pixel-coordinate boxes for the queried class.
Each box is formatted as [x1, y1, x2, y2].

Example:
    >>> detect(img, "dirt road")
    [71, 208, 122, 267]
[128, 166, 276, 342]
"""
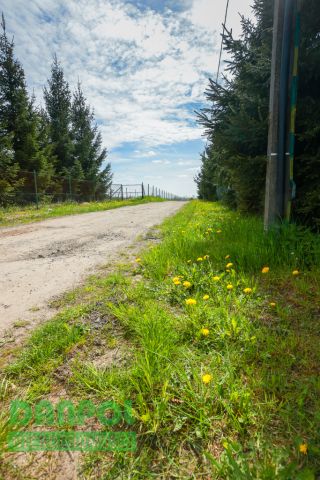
[0, 201, 184, 336]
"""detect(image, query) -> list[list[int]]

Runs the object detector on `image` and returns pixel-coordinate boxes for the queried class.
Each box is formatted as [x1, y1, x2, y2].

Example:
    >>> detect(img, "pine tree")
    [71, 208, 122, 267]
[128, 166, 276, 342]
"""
[196, 0, 320, 226]
[71, 81, 112, 198]
[0, 14, 42, 172]
[293, 0, 320, 227]
[31, 106, 57, 196]
[0, 121, 22, 205]
[196, 0, 273, 213]
[44, 55, 74, 174]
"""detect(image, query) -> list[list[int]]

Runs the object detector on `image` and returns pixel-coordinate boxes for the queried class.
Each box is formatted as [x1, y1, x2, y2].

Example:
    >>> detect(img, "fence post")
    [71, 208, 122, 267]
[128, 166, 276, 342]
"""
[121, 184, 124, 201]
[33, 170, 39, 209]
[141, 182, 144, 199]
[68, 175, 72, 201]
[148, 184, 149, 196]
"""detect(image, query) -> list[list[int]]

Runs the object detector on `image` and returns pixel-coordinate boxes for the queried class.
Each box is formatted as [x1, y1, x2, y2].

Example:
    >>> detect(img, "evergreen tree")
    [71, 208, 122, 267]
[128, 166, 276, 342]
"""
[196, 0, 272, 213]
[71, 81, 112, 198]
[32, 106, 57, 195]
[196, 0, 320, 226]
[195, 147, 218, 201]
[44, 55, 74, 173]
[0, 121, 21, 205]
[0, 14, 42, 172]
[293, 0, 320, 227]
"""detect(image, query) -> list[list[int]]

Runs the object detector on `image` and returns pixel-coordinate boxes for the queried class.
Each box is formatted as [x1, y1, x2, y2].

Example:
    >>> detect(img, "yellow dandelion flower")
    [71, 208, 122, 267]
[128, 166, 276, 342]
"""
[225, 255, 230, 260]
[183, 281, 191, 288]
[203, 294, 210, 300]
[201, 328, 210, 336]
[216, 230, 222, 234]
[261, 266, 270, 274]
[185, 298, 197, 306]
[172, 277, 180, 283]
[243, 287, 252, 294]
[227, 284, 233, 290]
[226, 269, 230, 273]
[213, 276, 220, 281]
[202, 373, 212, 384]
[292, 270, 299, 276]
[270, 302, 276, 307]
[299, 443, 308, 454]
[141, 413, 150, 423]
[203, 255, 209, 260]
[197, 257, 203, 262]
[226, 262, 233, 268]
[173, 280, 181, 285]
[135, 258, 141, 263]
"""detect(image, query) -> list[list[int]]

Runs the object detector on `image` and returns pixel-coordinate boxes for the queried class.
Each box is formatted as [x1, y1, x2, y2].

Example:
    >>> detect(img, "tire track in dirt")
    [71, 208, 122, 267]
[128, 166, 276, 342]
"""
[0, 202, 185, 337]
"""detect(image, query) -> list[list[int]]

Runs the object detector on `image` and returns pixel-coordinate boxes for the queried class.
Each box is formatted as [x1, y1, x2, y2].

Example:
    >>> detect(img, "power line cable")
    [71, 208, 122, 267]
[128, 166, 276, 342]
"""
[204, 0, 230, 152]
[216, 0, 230, 83]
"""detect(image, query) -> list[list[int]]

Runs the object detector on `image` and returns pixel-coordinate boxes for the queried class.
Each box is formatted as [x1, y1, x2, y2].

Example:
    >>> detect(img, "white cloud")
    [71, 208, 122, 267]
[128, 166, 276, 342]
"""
[187, 0, 254, 37]
[2, 0, 220, 149]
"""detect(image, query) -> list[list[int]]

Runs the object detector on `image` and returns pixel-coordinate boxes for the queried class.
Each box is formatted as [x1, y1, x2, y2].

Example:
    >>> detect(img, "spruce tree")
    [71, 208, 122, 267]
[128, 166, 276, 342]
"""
[0, 14, 42, 172]
[44, 55, 74, 174]
[0, 121, 21, 205]
[71, 81, 112, 198]
[196, 0, 320, 226]
[196, 0, 273, 213]
[32, 106, 57, 195]
[293, 0, 320, 227]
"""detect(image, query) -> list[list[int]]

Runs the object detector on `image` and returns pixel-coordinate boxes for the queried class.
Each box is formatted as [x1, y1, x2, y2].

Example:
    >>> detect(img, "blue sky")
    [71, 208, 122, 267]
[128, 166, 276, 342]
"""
[3, 0, 253, 196]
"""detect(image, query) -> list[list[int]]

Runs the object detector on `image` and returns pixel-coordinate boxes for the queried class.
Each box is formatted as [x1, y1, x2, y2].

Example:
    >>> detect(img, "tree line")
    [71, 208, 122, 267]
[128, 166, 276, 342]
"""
[0, 14, 112, 205]
[195, 0, 320, 229]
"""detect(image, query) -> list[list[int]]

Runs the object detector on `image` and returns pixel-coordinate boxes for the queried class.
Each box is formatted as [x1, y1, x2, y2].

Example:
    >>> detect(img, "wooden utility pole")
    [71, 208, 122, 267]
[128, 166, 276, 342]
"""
[284, 0, 301, 220]
[264, 0, 286, 230]
[264, 0, 300, 230]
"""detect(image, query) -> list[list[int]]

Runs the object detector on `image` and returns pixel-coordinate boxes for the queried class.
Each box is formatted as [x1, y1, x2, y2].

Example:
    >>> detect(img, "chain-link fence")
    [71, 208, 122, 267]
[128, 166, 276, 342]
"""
[0, 169, 179, 207]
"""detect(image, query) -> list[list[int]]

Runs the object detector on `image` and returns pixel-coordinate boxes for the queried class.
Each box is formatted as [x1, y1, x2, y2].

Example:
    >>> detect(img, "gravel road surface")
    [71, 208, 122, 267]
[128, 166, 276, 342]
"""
[0, 201, 185, 336]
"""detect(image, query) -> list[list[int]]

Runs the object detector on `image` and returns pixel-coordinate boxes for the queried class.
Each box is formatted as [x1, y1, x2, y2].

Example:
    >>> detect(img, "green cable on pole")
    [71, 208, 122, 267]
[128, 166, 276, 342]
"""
[286, 2, 301, 221]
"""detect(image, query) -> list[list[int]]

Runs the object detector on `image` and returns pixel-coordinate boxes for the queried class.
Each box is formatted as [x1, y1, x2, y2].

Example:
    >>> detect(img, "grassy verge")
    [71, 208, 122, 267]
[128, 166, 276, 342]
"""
[1, 201, 320, 479]
[0, 196, 164, 228]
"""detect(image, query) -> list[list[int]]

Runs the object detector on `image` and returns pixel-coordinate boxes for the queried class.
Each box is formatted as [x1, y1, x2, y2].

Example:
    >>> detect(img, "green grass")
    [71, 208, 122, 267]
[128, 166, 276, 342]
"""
[0, 196, 164, 227]
[1, 200, 320, 479]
